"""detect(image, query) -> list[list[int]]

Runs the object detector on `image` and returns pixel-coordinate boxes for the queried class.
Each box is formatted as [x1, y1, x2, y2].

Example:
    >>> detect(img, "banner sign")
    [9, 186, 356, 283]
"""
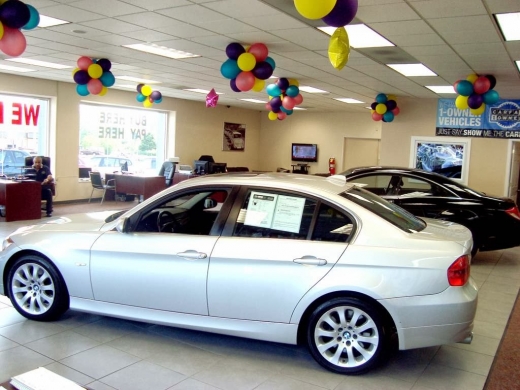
[436, 98, 520, 138]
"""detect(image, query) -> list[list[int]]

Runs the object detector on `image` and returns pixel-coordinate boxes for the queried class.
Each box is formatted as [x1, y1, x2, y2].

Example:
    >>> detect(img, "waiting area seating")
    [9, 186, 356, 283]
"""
[89, 171, 115, 204]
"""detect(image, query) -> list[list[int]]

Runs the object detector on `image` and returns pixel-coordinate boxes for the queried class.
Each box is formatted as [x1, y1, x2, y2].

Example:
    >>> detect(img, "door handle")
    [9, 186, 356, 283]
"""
[177, 250, 207, 259]
[293, 257, 327, 266]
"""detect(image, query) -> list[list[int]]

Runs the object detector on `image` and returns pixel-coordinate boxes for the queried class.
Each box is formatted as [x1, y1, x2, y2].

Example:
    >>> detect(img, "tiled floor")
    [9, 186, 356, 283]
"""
[0, 218, 518, 390]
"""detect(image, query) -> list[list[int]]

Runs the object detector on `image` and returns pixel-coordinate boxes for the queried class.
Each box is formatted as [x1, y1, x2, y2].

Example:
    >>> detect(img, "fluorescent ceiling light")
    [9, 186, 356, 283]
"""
[116, 76, 161, 84]
[0, 63, 36, 73]
[318, 24, 394, 48]
[6, 58, 71, 69]
[240, 99, 266, 103]
[293, 107, 306, 110]
[425, 85, 456, 94]
[299, 86, 329, 93]
[516, 61, 520, 72]
[386, 63, 437, 77]
[495, 13, 520, 41]
[123, 43, 201, 59]
[184, 88, 224, 95]
[38, 15, 70, 28]
[334, 98, 365, 104]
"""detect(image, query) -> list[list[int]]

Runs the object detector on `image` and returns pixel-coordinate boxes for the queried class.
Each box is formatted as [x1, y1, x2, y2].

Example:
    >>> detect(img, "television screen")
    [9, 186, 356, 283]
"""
[194, 160, 210, 175]
[292, 143, 318, 162]
[211, 162, 227, 174]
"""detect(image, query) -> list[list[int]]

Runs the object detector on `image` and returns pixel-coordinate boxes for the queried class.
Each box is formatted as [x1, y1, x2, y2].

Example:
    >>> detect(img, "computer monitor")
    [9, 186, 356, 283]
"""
[121, 161, 129, 173]
[194, 160, 210, 175]
[211, 162, 227, 174]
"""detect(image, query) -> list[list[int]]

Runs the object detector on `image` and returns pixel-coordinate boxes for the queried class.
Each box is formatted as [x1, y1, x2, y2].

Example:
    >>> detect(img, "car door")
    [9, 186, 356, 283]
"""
[90, 186, 235, 315]
[207, 187, 353, 323]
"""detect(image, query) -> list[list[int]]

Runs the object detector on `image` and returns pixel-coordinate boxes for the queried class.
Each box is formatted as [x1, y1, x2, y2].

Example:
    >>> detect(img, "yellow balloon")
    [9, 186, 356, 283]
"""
[466, 74, 479, 84]
[470, 103, 486, 116]
[328, 27, 349, 70]
[88, 63, 103, 79]
[288, 78, 299, 87]
[143, 99, 153, 108]
[0, 21, 4, 40]
[72, 67, 79, 76]
[237, 52, 256, 71]
[99, 86, 108, 96]
[294, 0, 337, 20]
[141, 85, 152, 97]
[370, 109, 375, 114]
[455, 95, 469, 110]
[0, 0, 8, 5]
[252, 78, 265, 92]
[268, 111, 278, 120]
[375, 103, 387, 115]
[387, 94, 397, 101]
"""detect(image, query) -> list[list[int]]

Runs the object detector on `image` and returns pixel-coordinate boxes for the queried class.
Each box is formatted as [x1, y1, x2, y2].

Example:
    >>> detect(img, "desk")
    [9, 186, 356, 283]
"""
[105, 174, 166, 200]
[0, 179, 41, 222]
[291, 164, 309, 174]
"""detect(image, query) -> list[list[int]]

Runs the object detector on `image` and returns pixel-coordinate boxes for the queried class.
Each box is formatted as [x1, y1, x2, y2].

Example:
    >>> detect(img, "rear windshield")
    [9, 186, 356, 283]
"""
[341, 186, 426, 233]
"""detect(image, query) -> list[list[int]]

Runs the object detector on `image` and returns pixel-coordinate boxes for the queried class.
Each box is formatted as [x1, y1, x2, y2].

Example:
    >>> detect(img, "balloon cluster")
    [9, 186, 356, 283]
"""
[221, 42, 275, 93]
[73, 57, 115, 96]
[136, 84, 162, 108]
[294, 0, 358, 27]
[453, 74, 500, 115]
[0, 0, 40, 57]
[265, 78, 304, 121]
[370, 94, 400, 123]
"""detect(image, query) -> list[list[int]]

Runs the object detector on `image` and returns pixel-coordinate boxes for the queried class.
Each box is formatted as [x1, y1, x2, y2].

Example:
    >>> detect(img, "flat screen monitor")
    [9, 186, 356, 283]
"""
[79, 167, 92, 179]
[194, 160, 210, 175]
[292, 143, 318, 162]
[211, 162, 227, 174]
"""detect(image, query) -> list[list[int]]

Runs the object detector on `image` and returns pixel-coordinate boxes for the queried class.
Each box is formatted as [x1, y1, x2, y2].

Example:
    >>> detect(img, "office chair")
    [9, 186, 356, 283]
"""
[89, 171, 115, 204]
[158, 161, 175, 186]
[386, 176, 403, 195]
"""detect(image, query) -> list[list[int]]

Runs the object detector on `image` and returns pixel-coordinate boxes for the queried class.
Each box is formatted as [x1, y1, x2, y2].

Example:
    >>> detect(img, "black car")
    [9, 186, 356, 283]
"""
[341, 166, 520, 255]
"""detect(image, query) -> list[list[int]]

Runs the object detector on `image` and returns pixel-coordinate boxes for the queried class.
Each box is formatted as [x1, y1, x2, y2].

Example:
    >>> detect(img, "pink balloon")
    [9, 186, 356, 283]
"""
[0, 27, 27, 57]
[282, 96, 295, 110]
[392, 107, 400, 116]
[235, 71, 255, 91]
[265, 102, 272, 110]
[372, 112, 383, 121]
[248, 43, 268, 62]
[293, 93, 304, 105]
[77, 56, 93, 71]
[277, 111, 287, 120]
[473, 76, 491, 95]
[87, 78, 103, 95]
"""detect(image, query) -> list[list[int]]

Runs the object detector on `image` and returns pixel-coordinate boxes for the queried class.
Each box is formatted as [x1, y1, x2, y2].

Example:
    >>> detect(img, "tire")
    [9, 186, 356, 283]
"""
[306, 297, 387, 374]
[7, 255, 69, 321]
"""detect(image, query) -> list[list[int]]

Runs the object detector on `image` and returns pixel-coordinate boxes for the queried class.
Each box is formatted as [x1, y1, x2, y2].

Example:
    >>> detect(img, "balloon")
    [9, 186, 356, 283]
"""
[467, 93, 483, 109]
[150, 90, 162, 101]
[237, 53, 256, 72]
[136, 83, 144, 93]
[370, 102, 377, 110]
[235, 71, 255, 91]
[248, 43, 268, 62]
[286, 85, 299, 97]
[73, 70, 90, 85]
[288, 78, 299, 87]
[270, 96, 282, 110]
[466, 74, 479, 84]
[136, 93, 146, 102]
[252, 78, 265, 92]
[0, 0, 30, 29]
[282, 96, 295, 110]
[456, 80, 473, 96]
[226, 42, 245, 60]
[385, 100, 397, 111]
[322, 0, 358, 28]
[96, 58, 112, 72]
[470, 103, 486, 116]
[220, 59, 241, 79]
[0, 27, 26, 56]
[0, 22, 3, 40]
[485, 75, 497, 90]
[375, 103, 387, 114]
[328, 27, 349, 70]
[265, 103, 272, 110]
[87, 78, 103, 94]
[392, 107, 400, 116]
[143, 99, 153, 108]
[383, 111, 394, 122]
[77, 56, 92, 70]
[483, 89, 500, 105]
[375, 93, 387, 104]
[230, 78, 241, 92]
[452, 80, 460, 93]
[277, 111, 287, 120]
[252, 61, 273, 80]
[473, 76, 491, 94]
[206, 88, 218, 107]
[293, 93, 304, 105]
[76, 84, 89, 96]
[455, 95, 469, 110]
[141, 84, 152, 96]
[387, 94, 397, 101]
[99, 71, 115, 87]
[22, 4, 39, 30]
[266, 83, 281, 97]
[87, 63, 103, 79]
[277, 78, 289, 91]
[154, 97, 163, 104]
[98, 86, 108, 96]
[268, 111, 278, 120]
[265, 56, 276, 71]
[294, 0, 337, 19]
[372, 112, 382, 121]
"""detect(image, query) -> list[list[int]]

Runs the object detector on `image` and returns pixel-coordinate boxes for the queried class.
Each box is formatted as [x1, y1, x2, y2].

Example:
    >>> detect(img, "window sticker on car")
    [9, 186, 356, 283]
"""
[271, 195, 305, 233]
[244, 192, 278, 228]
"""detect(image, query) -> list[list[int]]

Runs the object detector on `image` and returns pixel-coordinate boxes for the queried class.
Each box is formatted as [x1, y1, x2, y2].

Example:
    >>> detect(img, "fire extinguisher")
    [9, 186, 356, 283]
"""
[329, 157, 336, 175]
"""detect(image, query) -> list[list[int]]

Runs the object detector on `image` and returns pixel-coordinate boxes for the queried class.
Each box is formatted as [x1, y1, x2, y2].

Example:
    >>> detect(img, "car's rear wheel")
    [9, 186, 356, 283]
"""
[307, 297, 387, 374]
[7, 255, 69, 321]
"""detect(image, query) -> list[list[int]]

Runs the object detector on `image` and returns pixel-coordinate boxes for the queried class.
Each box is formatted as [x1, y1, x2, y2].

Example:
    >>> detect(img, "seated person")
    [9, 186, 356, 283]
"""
[28, 157, 54, 217]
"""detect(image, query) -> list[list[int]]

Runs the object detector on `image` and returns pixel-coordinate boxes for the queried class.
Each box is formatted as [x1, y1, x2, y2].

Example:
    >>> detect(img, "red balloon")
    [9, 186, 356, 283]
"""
[372, 112, 383, 121]
[282, 96, 295, 110]
[77, 56, 93, 71]
[87, 78, 103, 94]
[248, 43, 268, 62]
[0, 27, 27, 57]
[293, 93, 304, 105]
[392, 107, 400, 116]
[473, 76, 491, 94]
[452, 80, 461, 93]
[235, 71, 255, 91]
[277, 111, 287, 120]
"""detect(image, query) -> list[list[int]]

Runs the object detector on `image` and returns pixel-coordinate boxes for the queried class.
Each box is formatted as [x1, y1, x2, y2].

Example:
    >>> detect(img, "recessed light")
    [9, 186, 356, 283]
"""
[334, 98, 365, 104]
[239, 99, 266, 103]
[72, 30, 87, 34]
[116, 76, 161, 84]
[495, 12, 520, 41]
[38, 15, 70, 28]
[5, 58, 71, 69]
[299, 86, 329, 94]
[425, 86, 456, 94]
[318, 24, 394, 48]
[386, 63, 437, 77]
[0, 63, 36, 73]
[184, 89, 224, 94]
[123, 43, 201, 59]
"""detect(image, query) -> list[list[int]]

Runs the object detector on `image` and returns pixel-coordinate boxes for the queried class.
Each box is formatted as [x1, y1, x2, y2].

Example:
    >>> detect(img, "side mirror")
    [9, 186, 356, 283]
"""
[204, 198, 217, 209]
[116, 217, 129, 233]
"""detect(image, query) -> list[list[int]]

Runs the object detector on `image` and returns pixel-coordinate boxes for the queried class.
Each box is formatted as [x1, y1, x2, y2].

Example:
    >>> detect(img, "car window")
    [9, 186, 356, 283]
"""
[312, 203, 353, 242]
[13, 151, 27, 165]
[399, 176, 453, 197]
[348, 174, 391, 196]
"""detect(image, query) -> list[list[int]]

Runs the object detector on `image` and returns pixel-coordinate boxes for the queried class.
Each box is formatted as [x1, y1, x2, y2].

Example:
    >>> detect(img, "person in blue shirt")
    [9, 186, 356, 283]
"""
[31, 156, 54, 217]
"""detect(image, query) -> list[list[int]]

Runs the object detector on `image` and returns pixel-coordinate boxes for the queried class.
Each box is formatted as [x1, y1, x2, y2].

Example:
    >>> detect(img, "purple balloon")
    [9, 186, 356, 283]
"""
[226, 43, 245, 60]
[385, 100, 397, 111]
[252, 62, 274, 80]
[150, 90, 162, 101]
[370, 102, 377, 110]
[276, 78, 289, 91]
[322, 0, 358, 28]
[73, 70, 90, 85]
[0, 0, 30, 29]
[136, 83, 144, 93]
[97, 58, 112, 72]
[485, 75, 497, 90]
[467, 93, 483, 109]
[270, 96, 282, 110]
[230, 78, 241, 92]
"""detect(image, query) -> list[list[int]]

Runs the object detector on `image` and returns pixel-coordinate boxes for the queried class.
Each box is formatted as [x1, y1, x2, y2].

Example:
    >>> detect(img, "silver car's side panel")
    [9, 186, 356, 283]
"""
[70, 297, 298, 344]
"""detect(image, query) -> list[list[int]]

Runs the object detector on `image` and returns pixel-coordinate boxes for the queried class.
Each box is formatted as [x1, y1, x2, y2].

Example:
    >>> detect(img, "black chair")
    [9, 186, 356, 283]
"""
[386, 176, 403, 195]
[159, 161, 176, 186]
[89, 171, 115, 204]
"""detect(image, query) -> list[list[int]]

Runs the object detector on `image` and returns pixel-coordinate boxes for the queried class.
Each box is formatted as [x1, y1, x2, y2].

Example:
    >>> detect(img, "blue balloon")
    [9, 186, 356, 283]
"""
[136, 93, 146, 102]
[154, 97, 163, 104]
[286, 85, 299, 97]
[220, 59, 241, 79]
[375, 93, 387, 104]
[265, 56, 276, 71]
[76, 84, 89, 96]
[383, 111, 394, 122]
[99, 71, 115, 87]
[456, 80, 474, 97]
[22, 4, 40, 30]
[483, 89, 499, 105]
[266, 83, 281, 97]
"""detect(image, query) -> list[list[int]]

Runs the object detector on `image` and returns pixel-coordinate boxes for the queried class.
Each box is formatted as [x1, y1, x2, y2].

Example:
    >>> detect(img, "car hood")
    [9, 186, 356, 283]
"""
[415, 217, 473, 250]
[15, 210, 121, 233]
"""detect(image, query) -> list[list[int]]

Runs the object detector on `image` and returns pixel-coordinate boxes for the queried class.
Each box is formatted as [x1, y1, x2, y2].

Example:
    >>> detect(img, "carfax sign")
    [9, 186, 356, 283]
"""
[436, 98, 520, 138]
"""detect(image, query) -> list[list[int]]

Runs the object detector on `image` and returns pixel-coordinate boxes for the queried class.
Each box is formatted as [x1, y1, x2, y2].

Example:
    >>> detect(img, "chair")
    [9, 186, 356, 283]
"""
[89, 171, 115, 204]
[386, 176, 403, 195]
[158, 161, 176, 186]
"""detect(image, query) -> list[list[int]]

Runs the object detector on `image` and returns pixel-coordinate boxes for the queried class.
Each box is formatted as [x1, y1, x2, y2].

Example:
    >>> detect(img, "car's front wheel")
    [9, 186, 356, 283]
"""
[7, 255, 69, 321]
[307, 297, 387, 374]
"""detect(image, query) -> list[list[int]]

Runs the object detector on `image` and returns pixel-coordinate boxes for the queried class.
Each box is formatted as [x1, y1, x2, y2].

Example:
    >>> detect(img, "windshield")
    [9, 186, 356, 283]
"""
[341, 186, 426, 233]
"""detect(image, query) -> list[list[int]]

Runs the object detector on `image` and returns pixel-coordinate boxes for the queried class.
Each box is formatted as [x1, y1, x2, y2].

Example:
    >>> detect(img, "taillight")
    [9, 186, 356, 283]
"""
[505, 206, 520, 221]
[448, 255, 470, 286]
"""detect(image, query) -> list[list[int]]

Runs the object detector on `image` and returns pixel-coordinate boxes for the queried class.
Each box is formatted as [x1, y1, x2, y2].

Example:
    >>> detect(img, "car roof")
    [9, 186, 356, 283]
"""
[341, 166, 457, 184]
